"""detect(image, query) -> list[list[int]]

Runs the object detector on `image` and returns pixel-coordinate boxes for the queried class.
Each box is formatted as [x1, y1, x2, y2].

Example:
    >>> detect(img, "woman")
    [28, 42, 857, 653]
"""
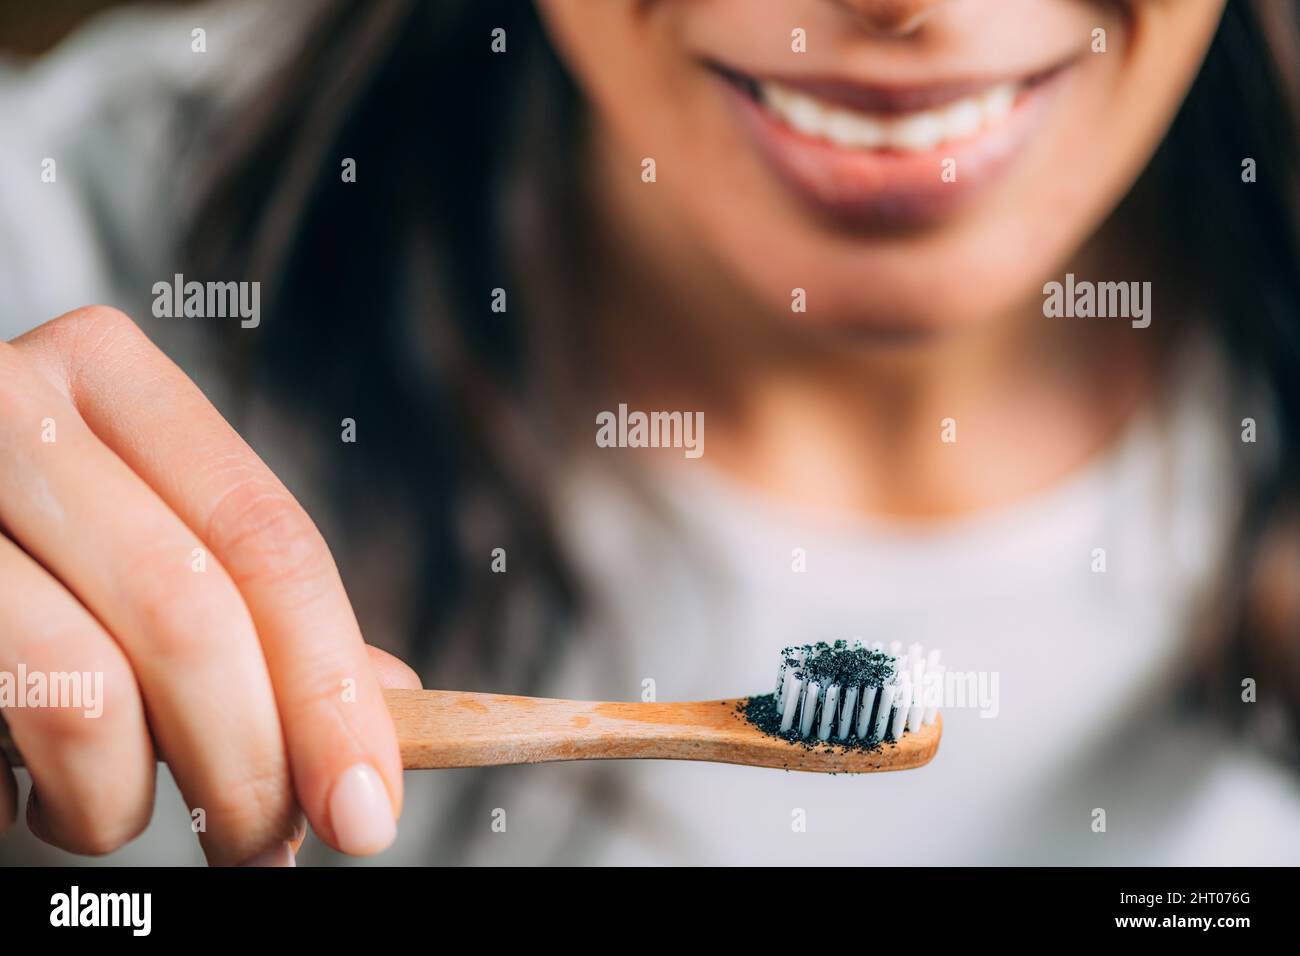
[0, 0, 1297, 866]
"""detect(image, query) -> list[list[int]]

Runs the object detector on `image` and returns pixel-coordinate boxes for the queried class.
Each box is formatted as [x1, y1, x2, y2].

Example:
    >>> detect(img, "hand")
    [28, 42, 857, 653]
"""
[0, 305, 413, 865]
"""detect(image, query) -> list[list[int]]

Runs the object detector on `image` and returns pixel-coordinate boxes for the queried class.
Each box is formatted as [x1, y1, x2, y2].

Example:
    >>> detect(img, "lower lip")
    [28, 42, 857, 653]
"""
[721, 73, 1064, 230]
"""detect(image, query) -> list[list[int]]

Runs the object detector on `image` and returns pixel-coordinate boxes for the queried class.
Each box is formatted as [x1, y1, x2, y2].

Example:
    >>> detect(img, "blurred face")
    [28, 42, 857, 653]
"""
[536, 0, 1226, 331]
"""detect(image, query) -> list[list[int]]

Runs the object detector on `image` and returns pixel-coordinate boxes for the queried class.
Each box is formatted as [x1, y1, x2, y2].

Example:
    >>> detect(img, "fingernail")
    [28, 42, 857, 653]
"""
[237, 841, 296, 867]
[328, 762, 396, 855]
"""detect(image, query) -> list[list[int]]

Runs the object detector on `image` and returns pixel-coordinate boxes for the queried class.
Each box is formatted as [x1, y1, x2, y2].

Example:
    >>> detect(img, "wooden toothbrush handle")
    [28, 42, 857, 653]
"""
[383, 689, 941, 772]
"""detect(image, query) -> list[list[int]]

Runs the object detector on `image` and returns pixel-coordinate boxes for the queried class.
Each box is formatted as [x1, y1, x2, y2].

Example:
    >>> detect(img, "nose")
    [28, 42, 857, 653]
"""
[826, 0, 951, 36]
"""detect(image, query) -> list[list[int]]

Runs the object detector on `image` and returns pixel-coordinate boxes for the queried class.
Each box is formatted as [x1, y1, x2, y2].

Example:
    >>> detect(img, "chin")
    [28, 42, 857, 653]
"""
[805, 308, 988, 341]
[745, 263, 1019, 339]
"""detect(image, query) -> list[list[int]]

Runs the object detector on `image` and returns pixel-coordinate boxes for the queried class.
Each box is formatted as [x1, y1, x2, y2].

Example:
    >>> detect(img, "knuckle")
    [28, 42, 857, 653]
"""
[7, 306, 146, 403]
[8, 642, 125, 749]
[74, 831, 133, 857]
[206, 483, 332, 591]
[40, 304, 136, 353]
[54, 303, 136, 335]
[48, 801, 153, 857]
[48, 304, 139, 348]
[125, 556, 252, 663]
[5, 304, 140, 381]
[200, 760, 296, 845]
[19, 694, 105, 751]
[43, 306, 146, 383]
[40, 801, 153, 858]
[26, 740, 155, 856]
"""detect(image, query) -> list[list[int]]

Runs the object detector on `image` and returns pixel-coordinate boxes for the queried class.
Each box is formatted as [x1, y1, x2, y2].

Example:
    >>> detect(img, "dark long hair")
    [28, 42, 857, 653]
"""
[191, 0, 586, 697]
[189, 0, 1300, 747]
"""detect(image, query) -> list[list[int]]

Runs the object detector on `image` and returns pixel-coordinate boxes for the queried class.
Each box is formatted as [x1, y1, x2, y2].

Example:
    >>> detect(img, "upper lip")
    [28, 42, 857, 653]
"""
[712, 58, 1079, 115]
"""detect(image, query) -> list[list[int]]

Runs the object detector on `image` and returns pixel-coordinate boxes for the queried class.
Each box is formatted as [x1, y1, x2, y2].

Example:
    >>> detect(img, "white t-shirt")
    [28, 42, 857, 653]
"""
[1, 0, 1296, 866]
[398, 329, 1296, 867]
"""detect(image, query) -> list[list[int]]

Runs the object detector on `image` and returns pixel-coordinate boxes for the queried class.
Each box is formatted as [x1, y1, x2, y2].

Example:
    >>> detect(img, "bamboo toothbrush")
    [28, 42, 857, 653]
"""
[0, 641, 942, 774]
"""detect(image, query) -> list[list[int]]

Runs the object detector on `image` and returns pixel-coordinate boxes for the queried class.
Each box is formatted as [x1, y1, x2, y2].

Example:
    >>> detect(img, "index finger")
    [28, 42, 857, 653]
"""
[13, 306, 403, 856]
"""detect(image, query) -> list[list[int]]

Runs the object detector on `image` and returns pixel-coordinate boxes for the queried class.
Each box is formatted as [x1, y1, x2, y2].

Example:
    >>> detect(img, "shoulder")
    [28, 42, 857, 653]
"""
[1165, 741, 1300, 864]
[0, 0, 320, 338]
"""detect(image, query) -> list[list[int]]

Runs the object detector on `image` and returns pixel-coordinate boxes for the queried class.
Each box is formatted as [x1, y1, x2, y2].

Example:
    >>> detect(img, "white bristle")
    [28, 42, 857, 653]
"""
[907, 705, 924, 733]
[857, 685, 879, 738]
[779, 675, 802, 732]
[890, 676, 911, 739]
[910, 671, 926, 727]
[838, 685, 859, 740]
[888, 640, 903, 657]
[907, 681, 925, 732]
[873, 681, 897, 740]
[798, 681, 820, 738]
[779, 669, 798, 713]
[818, 684, 839, 740]
[774, 647, 808, 711]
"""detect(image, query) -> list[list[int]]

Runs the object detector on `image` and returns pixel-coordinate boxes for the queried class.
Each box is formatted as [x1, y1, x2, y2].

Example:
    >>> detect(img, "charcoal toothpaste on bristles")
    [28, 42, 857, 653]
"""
[753, 639, 941, 748]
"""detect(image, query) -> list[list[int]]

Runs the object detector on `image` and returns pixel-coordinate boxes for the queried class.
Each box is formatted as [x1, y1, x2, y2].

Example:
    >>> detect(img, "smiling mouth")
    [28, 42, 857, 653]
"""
[754, 77, 1021, 152]
[714, 60, 1076, 228]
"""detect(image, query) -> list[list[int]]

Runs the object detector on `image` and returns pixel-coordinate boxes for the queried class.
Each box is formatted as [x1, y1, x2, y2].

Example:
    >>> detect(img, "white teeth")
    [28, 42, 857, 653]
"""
[824, 110, 885, 148]
[981, 83, 1016, 121]
[758, 80, 1021, 152]
[888, 110, 946, 151]
[941, 99, 984, 140]
[785, 95, 825, 134]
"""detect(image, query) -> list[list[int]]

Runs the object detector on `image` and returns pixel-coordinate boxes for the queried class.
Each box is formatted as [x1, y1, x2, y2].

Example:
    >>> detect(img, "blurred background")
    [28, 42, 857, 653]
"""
[1, 0, 1298, 868]
[1, 0, 156, 55]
